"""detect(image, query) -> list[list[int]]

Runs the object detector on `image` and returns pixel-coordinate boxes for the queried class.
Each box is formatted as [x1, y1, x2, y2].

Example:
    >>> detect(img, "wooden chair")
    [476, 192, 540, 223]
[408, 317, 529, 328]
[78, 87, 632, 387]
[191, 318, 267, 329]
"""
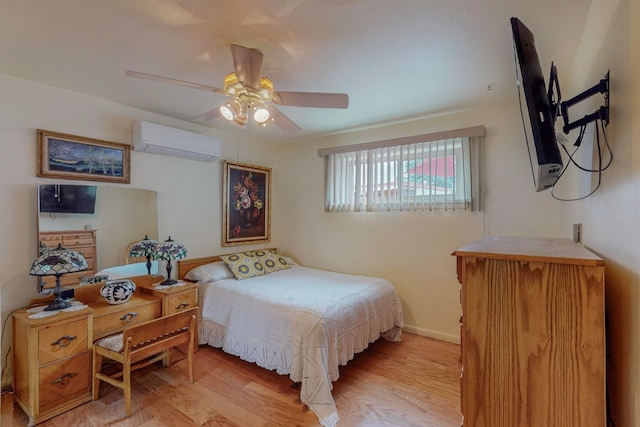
[92, 307, 197, 417]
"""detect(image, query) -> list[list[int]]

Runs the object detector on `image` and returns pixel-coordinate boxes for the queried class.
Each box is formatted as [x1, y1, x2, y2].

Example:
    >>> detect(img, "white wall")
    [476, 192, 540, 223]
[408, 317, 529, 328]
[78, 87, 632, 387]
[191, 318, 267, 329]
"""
[276, 101, 570, 341]
[0, 73, 278, 387]
[563, 1, 638, 425]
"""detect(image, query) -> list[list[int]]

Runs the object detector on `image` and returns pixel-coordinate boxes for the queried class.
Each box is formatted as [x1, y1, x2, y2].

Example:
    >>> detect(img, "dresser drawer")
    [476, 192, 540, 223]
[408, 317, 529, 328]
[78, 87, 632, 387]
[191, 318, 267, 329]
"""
[40, 234, 62, 248]
[38, 318, 89, 365]
[93, 298, 161, 339]
[166, 290, 197, 314]
[73, 246, 96, 261]
[62, 233, 95, 246]
[39, 352, 91, 411]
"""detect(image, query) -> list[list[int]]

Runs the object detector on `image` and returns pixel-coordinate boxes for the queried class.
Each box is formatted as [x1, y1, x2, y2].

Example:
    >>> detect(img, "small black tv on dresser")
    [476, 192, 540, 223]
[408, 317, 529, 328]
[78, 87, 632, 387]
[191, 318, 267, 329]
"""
[39, 184, 97, 214]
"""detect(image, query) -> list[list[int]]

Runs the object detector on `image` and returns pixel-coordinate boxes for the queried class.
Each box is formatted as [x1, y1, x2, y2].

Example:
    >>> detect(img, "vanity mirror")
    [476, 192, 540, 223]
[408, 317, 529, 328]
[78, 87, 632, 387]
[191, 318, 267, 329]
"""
[37, 184, 158, 292]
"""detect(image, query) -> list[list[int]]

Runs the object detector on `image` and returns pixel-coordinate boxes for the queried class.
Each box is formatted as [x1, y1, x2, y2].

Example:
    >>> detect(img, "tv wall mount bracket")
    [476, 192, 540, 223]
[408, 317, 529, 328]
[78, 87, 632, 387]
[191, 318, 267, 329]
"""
[549, 65, 610, 135]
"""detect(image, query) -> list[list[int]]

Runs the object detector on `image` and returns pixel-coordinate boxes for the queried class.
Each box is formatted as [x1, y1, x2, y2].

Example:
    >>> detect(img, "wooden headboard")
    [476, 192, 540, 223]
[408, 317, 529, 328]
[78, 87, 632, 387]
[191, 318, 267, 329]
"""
[177, 255, 224, 280]
[177, 248, 278, 280]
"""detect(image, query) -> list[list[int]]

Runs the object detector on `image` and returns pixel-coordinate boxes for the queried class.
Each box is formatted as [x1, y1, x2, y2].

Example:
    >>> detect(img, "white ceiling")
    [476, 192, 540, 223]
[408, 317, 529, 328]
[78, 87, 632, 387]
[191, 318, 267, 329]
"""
[0, 0, 591, 141]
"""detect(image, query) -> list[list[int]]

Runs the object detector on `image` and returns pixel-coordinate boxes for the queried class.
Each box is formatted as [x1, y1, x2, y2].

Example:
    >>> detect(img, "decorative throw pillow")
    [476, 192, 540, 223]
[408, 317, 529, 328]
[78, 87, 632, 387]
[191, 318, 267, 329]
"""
[262, 249, 293, 274]
[220, 252, 267, 280]
[184, 261, 234, 283]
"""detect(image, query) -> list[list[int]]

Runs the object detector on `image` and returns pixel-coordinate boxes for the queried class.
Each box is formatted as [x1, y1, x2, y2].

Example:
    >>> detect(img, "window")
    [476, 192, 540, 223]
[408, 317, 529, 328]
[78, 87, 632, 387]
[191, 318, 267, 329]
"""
[319, 126, 485, 212]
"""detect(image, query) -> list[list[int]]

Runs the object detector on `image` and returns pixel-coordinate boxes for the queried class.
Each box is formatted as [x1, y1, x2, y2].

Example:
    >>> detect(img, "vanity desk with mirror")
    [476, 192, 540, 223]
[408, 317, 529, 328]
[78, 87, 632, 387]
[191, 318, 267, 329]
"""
[14, 184, 189, 425]
[12, 274, 199, 426]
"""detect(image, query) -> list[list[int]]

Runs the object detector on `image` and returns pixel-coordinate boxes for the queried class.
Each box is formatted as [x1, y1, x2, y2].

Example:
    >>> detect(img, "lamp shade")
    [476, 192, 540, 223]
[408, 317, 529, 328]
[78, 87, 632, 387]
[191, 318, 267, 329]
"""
[129, 235, 159, 274]
[153, 236, 187, 286]
[30, 243, 88, 276]
[30, 243, 88, 311]
[153, 237, 187, 261]
[129, 235, 158, 258]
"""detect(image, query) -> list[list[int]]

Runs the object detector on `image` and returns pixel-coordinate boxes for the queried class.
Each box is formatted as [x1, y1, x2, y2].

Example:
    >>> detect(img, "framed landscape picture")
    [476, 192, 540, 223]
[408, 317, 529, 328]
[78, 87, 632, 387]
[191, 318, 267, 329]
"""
[37, 129, 131, 183]
[223, 161, 271, 246]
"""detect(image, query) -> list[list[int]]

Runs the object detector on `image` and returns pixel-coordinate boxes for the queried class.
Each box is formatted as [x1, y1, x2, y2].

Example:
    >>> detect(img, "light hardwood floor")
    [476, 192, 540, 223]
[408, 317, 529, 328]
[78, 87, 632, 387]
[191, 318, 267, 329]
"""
[1, 333, 461, 426]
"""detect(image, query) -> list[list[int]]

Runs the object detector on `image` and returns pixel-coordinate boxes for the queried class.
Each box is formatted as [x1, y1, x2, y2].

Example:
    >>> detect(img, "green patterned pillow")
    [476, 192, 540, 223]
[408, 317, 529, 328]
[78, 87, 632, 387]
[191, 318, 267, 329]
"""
[220, 252, 266, 280]
[262, 249, 293, 274]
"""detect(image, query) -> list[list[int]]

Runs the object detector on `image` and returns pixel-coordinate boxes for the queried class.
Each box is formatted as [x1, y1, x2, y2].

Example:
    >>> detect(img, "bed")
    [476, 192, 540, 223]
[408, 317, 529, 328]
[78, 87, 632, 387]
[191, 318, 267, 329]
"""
[177, 250, 404, 427]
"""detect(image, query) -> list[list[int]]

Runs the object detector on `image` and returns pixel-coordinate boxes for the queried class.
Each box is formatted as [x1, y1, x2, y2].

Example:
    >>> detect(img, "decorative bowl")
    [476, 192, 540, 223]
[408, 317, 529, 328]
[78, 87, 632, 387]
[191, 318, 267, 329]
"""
[100, 279, 136, 304]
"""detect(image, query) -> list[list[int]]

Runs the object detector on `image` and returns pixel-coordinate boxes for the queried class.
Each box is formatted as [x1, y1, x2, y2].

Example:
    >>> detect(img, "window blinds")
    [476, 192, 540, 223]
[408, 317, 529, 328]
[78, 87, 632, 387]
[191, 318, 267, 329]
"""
[320, 126, 485, 213]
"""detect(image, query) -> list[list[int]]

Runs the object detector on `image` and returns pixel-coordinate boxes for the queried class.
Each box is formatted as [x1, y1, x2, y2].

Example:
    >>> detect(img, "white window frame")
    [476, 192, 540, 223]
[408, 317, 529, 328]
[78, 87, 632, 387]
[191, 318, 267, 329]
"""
[319, 126, 485, 213]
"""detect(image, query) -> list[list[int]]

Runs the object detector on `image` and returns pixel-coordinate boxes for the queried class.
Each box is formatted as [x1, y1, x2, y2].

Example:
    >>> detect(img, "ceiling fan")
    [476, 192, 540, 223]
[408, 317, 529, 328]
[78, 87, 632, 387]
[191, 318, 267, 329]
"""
[126, 44, 349, 133]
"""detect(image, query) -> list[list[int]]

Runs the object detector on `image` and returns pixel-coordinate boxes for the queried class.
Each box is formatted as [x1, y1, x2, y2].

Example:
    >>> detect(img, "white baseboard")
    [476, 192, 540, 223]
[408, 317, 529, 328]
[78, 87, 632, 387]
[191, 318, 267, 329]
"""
[403, 324, 460, 345]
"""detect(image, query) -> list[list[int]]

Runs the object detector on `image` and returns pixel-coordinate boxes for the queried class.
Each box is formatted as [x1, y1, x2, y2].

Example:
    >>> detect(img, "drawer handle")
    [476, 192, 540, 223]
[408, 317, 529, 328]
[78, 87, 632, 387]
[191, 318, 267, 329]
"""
[52, 372, 78, 386]
[175, 302, 190, 311]
[51, 335, 77, 348]
[120, 312, 138, 323]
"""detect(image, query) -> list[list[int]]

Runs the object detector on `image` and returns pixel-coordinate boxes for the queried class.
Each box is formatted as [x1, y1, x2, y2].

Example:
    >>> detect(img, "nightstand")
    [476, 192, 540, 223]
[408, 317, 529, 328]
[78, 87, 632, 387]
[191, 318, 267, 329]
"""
[12, 306, 94, 426]
[137, 280, 199, 316]
[137, 280, 199, 356]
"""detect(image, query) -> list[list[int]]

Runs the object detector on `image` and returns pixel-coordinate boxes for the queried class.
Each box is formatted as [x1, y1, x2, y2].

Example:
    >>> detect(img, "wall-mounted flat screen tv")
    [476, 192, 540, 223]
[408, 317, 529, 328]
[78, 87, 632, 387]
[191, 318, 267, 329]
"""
[511, 17, 563, 192]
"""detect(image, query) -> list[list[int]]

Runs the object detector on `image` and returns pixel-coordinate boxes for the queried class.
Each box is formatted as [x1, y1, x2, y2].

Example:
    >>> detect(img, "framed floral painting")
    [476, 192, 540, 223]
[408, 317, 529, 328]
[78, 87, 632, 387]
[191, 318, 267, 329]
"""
[222, 161, 271, 246]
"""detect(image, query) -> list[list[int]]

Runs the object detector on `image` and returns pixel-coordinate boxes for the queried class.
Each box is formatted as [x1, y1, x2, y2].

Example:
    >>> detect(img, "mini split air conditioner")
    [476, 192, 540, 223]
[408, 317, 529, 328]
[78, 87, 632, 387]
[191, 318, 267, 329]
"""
[132, 121, 221, 162]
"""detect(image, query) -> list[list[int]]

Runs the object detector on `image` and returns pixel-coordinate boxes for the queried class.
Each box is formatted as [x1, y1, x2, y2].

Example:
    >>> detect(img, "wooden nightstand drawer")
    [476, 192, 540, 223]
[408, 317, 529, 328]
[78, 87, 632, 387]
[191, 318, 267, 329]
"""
[137, 281, 199, 317]
[166, 290, 197, 314]
[39, 352, 91, 411]
[38, 318, 88, 365]
[92, 295, 161, 340]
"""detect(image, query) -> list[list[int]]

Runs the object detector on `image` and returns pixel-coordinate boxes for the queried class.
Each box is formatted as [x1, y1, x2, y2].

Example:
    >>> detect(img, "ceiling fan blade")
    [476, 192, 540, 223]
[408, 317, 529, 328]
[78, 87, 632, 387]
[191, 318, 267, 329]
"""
[192, 107, 222, 123]
[125, 70, 225, 95]
[265, 104, 302, 133]
[272, 91, 349, 109]
[231, 44, 263, 90]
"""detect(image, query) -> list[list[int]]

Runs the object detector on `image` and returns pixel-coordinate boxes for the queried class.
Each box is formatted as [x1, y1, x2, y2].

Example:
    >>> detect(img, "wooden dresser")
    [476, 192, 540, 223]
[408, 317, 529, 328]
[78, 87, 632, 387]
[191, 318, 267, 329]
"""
[39, 230, 97, 287]
[453, 236, 605, 427]
[12, 275, 167, 426]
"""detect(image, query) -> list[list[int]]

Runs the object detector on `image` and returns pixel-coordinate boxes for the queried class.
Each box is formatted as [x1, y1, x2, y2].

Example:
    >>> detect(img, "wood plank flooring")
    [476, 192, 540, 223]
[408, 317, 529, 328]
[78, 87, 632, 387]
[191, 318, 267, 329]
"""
[1, 333, 461, 426]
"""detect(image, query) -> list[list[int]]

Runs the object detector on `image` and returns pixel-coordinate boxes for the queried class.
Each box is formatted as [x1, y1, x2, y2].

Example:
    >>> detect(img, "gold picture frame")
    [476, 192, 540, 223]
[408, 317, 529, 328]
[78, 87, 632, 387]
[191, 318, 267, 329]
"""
[223, 161, 271, 246]
[37, 129, 131, 183]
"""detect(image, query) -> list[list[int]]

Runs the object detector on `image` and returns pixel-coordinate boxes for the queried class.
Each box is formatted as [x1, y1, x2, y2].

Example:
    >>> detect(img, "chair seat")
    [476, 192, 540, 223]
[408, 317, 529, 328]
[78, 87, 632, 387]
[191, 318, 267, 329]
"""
[95, 333, 124, 352]
[96, 326, 190, 354]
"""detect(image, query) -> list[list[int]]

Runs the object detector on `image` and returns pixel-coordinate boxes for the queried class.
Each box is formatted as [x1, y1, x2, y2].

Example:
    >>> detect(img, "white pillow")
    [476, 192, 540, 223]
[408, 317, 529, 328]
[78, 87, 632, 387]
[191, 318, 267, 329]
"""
[185, 261, 234, 282]
[281, 256, 298, 267]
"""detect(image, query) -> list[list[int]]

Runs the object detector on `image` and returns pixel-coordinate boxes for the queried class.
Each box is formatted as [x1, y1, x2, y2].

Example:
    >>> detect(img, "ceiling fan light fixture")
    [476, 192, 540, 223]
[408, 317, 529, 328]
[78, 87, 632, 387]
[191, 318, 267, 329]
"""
[223, 73, 243, 96]
[258, 118, 274, 127]
[127, 44, 348, 134]
[252, 105, 271, 124]
[233, 111, 248, 129]
[258, 77, 274, 100]
[220, 99, 243, 121]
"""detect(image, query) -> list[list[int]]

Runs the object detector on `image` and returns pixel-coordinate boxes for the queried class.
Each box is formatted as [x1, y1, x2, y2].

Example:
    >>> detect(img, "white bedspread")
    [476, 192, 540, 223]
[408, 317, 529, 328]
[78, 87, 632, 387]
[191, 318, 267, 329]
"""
[198, 265, 404, 426]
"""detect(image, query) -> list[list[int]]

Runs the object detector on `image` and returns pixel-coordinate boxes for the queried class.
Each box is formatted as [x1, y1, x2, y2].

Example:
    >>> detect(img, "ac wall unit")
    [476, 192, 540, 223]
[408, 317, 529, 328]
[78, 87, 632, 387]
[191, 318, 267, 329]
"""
[132, 120, 221, 162]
